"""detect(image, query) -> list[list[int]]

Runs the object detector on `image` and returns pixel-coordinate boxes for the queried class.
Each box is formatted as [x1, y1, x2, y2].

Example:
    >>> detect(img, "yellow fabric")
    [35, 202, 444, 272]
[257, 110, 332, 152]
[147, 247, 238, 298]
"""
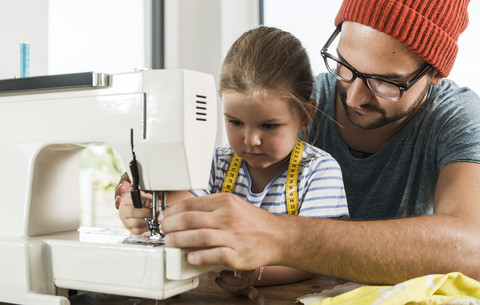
[312, 272, 480, 305]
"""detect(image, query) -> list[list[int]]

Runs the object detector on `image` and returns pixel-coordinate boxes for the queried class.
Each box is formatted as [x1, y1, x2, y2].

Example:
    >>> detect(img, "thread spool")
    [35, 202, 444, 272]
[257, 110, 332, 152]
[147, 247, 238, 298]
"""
[20, 42, 30, 78]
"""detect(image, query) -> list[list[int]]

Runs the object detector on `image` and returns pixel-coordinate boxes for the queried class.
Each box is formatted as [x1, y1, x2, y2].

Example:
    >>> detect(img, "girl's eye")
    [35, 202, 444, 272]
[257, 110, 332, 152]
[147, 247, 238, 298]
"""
[229, 120, 243, 126]
[262, 123, 280, 129]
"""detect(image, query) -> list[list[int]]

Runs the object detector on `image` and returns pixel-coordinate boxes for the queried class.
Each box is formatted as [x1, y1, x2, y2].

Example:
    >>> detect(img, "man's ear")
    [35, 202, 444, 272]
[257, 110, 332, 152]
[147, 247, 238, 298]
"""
[430, 70, 444, 86]
[300, 99, 317, 130]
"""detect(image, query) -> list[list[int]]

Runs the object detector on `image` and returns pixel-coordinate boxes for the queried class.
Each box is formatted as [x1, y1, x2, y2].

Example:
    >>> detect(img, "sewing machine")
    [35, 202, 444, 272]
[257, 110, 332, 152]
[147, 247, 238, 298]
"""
[0, 70, 218, 305]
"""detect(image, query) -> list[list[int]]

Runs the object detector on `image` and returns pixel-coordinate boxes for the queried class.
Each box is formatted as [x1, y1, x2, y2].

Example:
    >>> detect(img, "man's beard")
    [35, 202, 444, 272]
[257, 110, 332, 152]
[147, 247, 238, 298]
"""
[337, 83, 431, 130]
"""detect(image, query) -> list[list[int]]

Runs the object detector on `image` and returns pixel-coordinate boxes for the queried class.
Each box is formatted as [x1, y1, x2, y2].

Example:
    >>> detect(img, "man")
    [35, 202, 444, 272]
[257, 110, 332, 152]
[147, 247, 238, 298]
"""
[117, 0, 480, 285]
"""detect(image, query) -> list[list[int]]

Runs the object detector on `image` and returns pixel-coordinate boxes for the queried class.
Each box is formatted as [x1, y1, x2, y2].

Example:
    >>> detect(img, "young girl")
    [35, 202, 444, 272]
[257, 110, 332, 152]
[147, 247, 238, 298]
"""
[116, 26, 348, 300]
[201, 25, 348, 300]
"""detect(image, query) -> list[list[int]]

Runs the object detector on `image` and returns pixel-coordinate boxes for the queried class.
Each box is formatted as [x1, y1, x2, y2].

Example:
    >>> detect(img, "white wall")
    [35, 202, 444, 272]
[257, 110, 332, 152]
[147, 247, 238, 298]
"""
[264, 0, 341, 77]
[449, 0, 480, 93]
[0, 0, 49, 78]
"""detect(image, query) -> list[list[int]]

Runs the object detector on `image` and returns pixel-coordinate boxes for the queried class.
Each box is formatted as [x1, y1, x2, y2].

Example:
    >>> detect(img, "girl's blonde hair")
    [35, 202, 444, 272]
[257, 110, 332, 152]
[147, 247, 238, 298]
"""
[220, 26, 317, 142]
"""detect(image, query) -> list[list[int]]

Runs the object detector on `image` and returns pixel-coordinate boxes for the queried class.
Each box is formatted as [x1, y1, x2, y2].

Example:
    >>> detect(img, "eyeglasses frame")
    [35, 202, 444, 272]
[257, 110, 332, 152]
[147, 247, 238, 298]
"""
[320, 25, 432, 101]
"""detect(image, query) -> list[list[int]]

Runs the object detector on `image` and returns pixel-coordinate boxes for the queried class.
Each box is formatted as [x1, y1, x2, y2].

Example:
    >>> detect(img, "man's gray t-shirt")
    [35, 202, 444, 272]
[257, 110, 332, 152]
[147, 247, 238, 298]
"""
[312, 73, 480, 220]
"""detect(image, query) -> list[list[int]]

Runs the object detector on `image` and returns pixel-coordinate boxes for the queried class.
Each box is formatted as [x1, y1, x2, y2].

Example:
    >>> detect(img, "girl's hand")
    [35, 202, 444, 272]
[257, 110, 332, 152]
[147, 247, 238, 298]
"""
[115, 172, 132, 209]
[214, 269, 260, 300]
[114, 172, 150, 235]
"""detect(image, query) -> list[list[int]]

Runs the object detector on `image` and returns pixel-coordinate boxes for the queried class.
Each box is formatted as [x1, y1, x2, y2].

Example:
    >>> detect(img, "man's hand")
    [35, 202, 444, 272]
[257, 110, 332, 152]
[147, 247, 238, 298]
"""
[161, 163, 480, 285]
[161, 193, 283, 270]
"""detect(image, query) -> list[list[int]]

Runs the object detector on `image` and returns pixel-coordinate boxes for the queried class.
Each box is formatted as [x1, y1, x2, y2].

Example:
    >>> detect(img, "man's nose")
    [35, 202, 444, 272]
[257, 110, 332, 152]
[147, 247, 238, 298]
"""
[345, 78, 374, 108]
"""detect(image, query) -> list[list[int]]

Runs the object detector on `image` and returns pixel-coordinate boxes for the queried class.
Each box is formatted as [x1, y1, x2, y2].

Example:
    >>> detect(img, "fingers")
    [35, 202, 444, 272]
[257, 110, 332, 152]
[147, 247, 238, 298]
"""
[161, 193, 246, 232]
[118, 193, 153, 234]
[115, 181, 132, 197]
[161, 211, 218, 233]
[164, 227, 231, 248]
[185, 245, 238, 268]
[119, 208, 151, 229]
[120, 172, 132, 184]
[124, 220, 149, 235]
[246, 286, 258, 300]
[116, 173, 132, 196]
[215, 269, 258, 300]
[161, 192, 283, 269]
[120, 191, 153, 210]
[162, 193, 234, 217]
[114, 173, 133, 209]
[219, 269, 257, 285]
[120, 213, 150, 234]
[141, 191, 154, 209]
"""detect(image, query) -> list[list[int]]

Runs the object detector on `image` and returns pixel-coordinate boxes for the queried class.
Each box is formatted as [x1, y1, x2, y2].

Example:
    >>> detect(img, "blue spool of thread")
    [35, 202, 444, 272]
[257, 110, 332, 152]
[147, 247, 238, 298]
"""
[20, 42, 30, 78]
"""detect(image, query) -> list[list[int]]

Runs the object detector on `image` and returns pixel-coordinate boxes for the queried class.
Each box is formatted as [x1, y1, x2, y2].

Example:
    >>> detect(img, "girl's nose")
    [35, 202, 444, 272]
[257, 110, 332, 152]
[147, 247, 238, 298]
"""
[244, 129, 261, 146]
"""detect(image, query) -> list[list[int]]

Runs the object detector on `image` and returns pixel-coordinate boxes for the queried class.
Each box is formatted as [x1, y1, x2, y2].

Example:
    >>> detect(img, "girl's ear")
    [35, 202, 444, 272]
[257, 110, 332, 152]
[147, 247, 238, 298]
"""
[300, 99, 317, 130]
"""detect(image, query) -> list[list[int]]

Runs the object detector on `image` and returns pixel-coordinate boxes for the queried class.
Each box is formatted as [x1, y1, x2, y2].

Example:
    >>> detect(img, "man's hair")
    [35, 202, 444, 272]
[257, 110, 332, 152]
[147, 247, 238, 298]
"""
[335, 0, 470, 77]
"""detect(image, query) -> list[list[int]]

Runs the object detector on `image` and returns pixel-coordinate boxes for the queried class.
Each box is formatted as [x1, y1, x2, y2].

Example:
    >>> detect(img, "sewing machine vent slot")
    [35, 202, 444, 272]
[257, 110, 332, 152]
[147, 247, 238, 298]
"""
[195, 95, 208, 122]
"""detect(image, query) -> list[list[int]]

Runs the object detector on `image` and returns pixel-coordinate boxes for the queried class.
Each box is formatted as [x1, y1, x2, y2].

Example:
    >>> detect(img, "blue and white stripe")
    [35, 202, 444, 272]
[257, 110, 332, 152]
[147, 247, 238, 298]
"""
[192, 142, 349, 218]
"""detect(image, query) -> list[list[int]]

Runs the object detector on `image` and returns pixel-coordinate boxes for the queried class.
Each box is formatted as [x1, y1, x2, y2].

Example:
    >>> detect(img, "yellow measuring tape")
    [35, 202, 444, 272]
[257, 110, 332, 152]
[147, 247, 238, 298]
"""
[221, 138, 303, 215]
[220, 153, 243, 193]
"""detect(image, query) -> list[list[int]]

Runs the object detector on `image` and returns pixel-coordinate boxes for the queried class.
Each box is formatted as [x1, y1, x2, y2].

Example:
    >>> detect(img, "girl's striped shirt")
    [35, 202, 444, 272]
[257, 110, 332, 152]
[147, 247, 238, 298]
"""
[192, 142, 349, 218]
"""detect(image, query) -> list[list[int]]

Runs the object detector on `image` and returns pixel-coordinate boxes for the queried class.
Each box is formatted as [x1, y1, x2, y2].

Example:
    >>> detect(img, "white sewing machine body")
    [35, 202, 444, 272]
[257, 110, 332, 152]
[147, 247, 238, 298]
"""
[0, 69, 218, 304]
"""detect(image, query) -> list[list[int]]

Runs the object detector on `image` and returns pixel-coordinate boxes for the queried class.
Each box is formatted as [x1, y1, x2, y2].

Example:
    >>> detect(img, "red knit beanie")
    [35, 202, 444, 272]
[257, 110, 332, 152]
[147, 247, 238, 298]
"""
[335, 0, 470, 77]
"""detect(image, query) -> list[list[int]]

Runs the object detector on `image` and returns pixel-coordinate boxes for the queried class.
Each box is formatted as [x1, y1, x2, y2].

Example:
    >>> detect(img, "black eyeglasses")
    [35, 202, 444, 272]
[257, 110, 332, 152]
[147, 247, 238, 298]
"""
[320, 26, 432, 102]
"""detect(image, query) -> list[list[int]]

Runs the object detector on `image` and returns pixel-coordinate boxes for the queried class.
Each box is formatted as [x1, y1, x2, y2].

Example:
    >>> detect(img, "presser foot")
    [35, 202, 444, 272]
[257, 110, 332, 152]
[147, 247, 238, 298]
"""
[147, 217, 165, 238]
[122, 217, 165, 246]
[123, 234, 164, 246]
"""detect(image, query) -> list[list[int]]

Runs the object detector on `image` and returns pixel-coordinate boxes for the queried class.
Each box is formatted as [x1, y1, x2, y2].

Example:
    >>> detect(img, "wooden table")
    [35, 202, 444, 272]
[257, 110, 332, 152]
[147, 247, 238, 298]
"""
[67, 272, 348, 305]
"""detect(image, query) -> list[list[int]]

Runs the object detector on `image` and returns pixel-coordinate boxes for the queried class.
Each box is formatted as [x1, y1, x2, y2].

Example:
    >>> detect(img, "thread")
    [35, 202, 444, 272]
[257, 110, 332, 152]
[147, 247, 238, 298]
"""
[20, 42, 30, 78]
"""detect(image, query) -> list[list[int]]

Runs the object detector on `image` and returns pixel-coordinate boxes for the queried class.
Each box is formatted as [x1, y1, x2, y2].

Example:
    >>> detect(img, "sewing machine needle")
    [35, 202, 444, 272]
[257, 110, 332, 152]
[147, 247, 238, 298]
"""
[161, 191, 167, 211]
